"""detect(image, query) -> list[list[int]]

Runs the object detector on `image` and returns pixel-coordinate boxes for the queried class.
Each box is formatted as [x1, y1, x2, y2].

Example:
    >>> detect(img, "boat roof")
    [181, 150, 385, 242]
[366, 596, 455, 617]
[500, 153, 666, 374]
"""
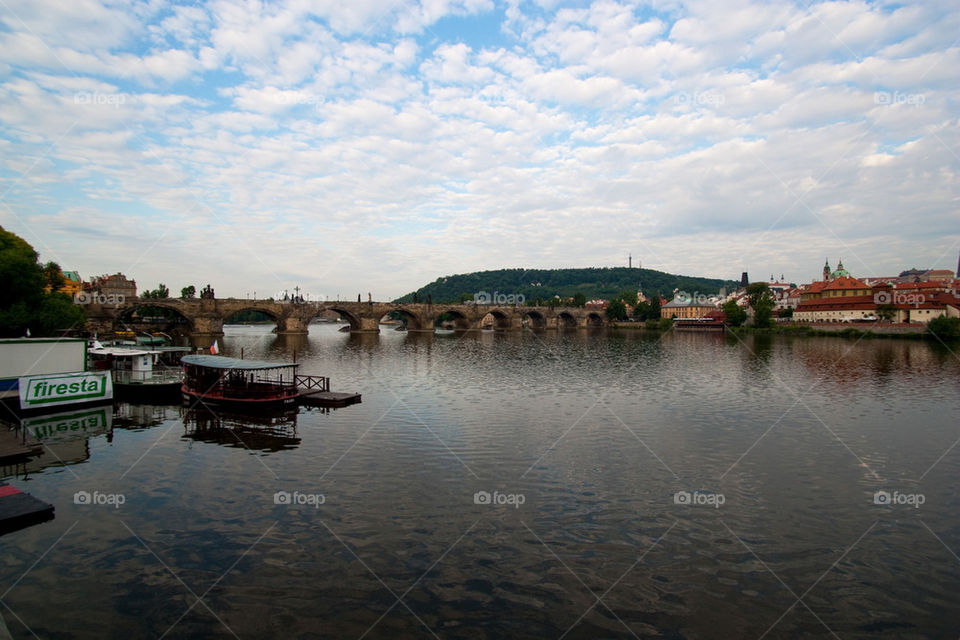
[89, 346, 191, 357]
[181, 355, 299, 370]
[89, 347, 157, 357]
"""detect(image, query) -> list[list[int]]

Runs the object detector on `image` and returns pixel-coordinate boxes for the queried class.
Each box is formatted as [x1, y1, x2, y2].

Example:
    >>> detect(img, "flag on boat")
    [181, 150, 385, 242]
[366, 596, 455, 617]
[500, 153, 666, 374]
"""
[210, 340, 219, 355]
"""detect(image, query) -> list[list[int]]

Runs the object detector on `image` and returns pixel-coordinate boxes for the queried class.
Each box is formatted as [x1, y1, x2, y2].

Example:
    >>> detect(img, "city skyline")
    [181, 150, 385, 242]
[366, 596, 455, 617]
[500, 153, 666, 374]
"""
[1, 0, 958, 300]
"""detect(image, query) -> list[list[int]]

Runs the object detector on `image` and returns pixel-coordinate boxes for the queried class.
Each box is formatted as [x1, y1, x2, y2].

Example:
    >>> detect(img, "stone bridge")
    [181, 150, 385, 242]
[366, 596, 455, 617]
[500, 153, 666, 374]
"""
[84, 298, 608, 339]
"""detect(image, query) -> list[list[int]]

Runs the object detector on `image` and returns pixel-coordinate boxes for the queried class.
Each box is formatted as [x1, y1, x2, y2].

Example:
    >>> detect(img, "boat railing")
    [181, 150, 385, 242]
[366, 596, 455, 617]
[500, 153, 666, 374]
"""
[112, 367, 183, 385]
[294, 374, 330, 392]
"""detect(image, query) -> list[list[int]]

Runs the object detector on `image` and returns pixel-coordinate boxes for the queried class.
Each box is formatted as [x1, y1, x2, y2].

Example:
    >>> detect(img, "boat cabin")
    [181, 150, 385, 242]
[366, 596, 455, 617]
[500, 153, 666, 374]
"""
[180, 355, 300, 408]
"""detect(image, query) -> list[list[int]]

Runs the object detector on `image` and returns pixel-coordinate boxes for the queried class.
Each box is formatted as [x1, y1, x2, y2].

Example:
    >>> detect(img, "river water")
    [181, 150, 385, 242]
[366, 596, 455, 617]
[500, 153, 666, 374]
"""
[1, 325, 959, 639]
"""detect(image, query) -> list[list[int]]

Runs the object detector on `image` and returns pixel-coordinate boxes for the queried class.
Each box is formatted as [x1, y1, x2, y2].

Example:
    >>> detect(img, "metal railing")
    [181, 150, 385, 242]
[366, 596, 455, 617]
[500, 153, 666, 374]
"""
[295, 374, 330, 392]
[112, 367, 183, 385]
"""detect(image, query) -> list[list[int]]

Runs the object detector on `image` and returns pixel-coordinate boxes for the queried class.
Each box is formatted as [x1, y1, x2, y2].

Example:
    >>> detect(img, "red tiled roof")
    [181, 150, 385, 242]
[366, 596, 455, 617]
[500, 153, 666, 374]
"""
[822, 276, 870, 292]
[894, 281, 949, 290]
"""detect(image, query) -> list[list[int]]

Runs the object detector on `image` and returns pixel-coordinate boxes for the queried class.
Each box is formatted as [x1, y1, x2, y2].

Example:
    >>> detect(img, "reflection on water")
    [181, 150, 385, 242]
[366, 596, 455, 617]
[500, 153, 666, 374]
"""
[182, 407, 300, 452]
[0, 325, 958, 639]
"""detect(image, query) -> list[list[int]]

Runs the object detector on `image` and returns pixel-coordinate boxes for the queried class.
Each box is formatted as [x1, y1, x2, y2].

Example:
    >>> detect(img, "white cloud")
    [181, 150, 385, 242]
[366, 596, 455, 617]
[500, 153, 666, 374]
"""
[0, 0, 957, 297]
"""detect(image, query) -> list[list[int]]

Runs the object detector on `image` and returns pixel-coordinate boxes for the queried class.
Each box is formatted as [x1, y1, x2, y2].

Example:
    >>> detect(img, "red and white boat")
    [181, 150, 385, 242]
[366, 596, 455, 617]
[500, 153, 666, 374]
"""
[181, 355, 300, 410]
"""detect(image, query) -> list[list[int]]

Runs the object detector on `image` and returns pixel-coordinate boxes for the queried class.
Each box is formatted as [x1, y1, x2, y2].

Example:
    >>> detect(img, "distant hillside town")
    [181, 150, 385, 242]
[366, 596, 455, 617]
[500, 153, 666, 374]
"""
[650, 258, 960, 325]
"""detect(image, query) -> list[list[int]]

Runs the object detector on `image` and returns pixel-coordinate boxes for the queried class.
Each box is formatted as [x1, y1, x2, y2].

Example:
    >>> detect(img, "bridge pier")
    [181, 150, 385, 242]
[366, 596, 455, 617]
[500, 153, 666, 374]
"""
[352, 315, 381, 333]
[276, 315, 309, 335]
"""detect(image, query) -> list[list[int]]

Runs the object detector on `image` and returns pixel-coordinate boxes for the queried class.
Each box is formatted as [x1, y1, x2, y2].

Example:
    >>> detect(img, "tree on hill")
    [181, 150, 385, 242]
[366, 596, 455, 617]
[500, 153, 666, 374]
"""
[616, 289, 638, 306]
[0, 226, 85, 337]
[393, 267, 737, 304]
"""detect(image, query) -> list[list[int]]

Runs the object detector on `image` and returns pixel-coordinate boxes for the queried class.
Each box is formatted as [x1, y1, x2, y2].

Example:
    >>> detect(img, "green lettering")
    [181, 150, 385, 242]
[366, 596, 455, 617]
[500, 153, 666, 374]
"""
[68, 382, 80, 393]
[55, 384, 67, 394]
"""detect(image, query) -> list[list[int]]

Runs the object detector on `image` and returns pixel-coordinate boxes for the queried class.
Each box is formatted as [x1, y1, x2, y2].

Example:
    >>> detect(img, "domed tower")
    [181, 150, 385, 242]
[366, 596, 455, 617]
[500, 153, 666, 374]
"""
[831, 259, 850, 279]
[823, 259, 831, 282]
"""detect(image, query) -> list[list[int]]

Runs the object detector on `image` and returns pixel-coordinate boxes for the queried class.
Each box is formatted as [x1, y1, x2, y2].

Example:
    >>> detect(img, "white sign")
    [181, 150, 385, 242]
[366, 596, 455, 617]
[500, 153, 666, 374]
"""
[19, 372, 113, 410]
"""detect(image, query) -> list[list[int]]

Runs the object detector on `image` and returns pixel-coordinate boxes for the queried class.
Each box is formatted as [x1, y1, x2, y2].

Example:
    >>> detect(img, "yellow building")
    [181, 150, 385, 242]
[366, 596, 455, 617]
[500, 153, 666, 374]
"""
[43, 269, 83, 297]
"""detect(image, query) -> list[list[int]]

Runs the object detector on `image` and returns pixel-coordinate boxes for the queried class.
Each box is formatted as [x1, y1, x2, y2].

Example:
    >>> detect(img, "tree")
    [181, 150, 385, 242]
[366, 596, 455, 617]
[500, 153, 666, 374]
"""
[876, 303, 896, 322]
[658, 317, 673, 331]
[722, 300, 747, 327]
[0, 227, 44, 311]
[180, 285, 196, 299]
[778, 306, 793, 319]
[633, 300, 651, 320]
[927, 316, 960, 339]
[648, 295, 661, 319]
[616, 289, 638, 306]
[42, 261, 65, 292]
[459, 292, 473, 303]
[746, 282, 775, 328]
[142, 283, 170, 299]
[572, 292, 586, 307]
[0, 226, 84, 337]
[606, 299, 627, 321]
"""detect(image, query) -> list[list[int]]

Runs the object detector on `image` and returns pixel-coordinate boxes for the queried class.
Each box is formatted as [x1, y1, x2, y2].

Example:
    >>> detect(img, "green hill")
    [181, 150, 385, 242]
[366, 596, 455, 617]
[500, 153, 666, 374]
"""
[394, 267, 739, 304]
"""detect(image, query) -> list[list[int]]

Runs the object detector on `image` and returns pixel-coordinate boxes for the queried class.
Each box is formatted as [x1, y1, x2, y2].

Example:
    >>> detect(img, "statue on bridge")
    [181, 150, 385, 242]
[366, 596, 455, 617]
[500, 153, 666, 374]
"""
[200, 284, 215, 300]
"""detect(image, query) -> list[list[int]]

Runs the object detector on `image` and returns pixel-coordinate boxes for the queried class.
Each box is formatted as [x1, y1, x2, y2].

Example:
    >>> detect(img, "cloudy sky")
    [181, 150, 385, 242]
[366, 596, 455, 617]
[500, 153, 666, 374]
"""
[1, 0, 957, 300]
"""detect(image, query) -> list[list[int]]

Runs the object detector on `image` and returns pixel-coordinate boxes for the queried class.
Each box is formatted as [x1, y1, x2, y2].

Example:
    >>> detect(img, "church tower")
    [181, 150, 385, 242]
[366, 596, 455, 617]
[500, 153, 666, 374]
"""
[823, 259, 831, 282]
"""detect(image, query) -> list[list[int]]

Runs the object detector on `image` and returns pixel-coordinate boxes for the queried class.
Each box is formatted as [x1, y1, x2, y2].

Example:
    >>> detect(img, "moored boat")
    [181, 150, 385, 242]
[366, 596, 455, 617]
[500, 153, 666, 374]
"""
[181, 355, 300, 410]
[87, 346, 187, 401]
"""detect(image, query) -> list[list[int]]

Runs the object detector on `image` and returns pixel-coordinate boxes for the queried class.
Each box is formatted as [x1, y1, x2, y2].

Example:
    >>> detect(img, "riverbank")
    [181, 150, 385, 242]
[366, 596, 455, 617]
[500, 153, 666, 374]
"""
[610, 321, 947, 339]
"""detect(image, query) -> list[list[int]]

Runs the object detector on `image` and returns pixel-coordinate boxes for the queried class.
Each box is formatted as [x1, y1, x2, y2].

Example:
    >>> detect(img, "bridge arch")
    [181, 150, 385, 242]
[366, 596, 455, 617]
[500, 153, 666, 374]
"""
[522, 310, 548, 330]
[380, 308, 424, 331]
[325, 306, 363, 332]
[557, 311, 578, 329]
[433, 307, 474, 331]
[481, 308, 514, 331]
[585, 311, 604, 328]
[114, 301, 194, 334]
[221, 306, 287, 335]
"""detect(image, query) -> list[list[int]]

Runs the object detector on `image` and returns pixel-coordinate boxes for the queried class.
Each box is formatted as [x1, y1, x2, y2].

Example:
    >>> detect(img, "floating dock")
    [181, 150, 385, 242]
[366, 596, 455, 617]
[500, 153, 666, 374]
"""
[298, 390, 362, 408]
[0, 483, 54, 535]
[0, 428, 42, 462]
